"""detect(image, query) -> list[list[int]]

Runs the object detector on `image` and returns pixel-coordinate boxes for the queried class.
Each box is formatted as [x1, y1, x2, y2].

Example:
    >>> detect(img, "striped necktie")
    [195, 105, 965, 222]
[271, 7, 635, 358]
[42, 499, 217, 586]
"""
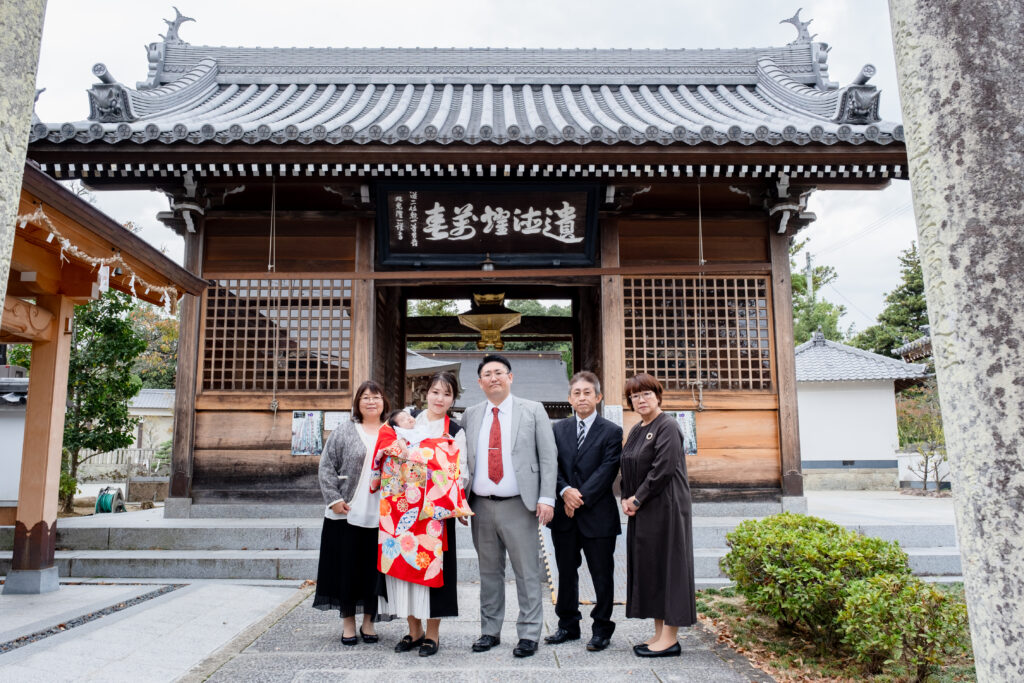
[577, 419, 586, 451]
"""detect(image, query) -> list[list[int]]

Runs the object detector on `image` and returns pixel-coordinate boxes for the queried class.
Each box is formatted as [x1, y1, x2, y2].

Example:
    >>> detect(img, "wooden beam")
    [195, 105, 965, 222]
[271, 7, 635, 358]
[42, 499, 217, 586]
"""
[600, 217, 625, 409]
[769, 231, 803, 497]
[351, 218, 374, 386]
[18, 165, 207, 296]
[406, 315, 574, 337]
[29, 141, 908, 169]
[10, 295, 74, 573]
[204, 262, 771, 282]
[10, 238, 100, 300]
[1, 296, 55, 342]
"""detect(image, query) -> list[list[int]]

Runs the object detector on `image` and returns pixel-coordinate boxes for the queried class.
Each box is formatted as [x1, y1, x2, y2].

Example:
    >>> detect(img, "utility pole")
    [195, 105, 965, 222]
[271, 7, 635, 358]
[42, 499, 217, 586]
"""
[804, 252, 814, 302]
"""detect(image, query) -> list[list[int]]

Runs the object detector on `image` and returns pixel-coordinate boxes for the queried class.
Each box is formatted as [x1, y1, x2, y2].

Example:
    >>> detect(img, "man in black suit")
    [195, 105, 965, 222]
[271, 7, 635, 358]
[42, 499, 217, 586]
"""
[544, 371, 623, 652]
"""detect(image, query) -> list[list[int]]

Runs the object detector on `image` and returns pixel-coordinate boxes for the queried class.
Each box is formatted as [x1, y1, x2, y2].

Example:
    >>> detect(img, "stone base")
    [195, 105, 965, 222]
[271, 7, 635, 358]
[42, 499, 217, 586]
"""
[2, 566, 60, 594]
[804, 469, 898, 491]
[163, 497, 192, 519]
[781, 496, 808, 513]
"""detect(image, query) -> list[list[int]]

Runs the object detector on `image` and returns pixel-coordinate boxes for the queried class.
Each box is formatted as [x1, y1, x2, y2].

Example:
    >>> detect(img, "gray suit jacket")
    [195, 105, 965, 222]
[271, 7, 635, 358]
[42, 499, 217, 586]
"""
[463, 395, 558, 511]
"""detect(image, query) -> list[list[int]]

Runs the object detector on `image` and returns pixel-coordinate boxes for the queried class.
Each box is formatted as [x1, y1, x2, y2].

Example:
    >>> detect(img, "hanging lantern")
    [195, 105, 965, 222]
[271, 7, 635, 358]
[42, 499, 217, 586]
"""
[457, 293, 521, 350]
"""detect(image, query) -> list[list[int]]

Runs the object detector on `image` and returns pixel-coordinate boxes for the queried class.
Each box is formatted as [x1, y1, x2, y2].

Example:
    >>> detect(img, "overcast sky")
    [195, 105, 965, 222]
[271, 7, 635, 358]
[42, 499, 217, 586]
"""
[33, 0, 916, 332]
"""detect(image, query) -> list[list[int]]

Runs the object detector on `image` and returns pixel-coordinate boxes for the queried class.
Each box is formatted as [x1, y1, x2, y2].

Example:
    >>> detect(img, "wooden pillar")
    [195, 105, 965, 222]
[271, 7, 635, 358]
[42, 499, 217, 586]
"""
[599, 218, 625, 410]
[167, 229, 202, 512]
[4, 294, 74, 594]
[352, 219, 375, 387]
[769, 231, 803, 497]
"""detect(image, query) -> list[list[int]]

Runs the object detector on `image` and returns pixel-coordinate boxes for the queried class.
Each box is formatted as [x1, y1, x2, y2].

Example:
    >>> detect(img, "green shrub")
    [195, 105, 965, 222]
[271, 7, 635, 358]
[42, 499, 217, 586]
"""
[720, 513, 911, 645]
[839, 574, 970, 681]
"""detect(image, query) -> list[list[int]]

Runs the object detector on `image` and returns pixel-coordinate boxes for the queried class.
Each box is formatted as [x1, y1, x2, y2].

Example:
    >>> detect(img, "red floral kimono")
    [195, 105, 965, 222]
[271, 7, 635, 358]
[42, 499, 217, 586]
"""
[369, 416, 471, 587]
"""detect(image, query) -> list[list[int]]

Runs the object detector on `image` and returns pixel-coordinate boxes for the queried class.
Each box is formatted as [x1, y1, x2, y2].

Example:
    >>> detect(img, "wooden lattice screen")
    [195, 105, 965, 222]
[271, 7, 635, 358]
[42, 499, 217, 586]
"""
[623, 276, 773, 391]
[202, 278, 352, 391]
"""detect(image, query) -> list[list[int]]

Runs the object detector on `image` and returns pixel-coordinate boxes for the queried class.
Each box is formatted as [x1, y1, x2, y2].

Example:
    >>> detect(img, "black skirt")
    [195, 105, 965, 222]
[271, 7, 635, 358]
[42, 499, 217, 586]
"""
[313, 517, 386, 619]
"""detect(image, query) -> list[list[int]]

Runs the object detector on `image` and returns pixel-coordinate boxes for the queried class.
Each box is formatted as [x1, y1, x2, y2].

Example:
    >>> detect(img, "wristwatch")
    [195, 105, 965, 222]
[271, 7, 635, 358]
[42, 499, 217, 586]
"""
[629, 497, 641, 510]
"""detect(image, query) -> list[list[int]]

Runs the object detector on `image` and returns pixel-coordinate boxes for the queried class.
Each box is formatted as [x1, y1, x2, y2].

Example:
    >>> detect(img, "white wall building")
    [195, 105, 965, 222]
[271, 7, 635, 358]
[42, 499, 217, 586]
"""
[795, 331, 927, 490]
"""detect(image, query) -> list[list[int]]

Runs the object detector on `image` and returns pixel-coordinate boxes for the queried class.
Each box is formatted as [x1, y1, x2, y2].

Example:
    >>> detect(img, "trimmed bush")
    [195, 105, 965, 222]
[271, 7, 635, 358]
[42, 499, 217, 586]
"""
[839, 574, 970, 681]
[720, 513, 911, 644]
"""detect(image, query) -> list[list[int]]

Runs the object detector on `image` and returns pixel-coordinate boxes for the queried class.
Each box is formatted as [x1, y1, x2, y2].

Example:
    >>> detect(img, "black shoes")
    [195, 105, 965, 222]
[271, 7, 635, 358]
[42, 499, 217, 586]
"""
[419, 638, 440, 657]
[586, 635, 611, 651]
[395, 634, 425, 652]
[513, 639, 538, 657]
[359, 629, 378, 644]
[341, 633, 358, 646]
[472, 634, 501, 652]
[634, 642, 681, 658]
[544, 628, 581, 644]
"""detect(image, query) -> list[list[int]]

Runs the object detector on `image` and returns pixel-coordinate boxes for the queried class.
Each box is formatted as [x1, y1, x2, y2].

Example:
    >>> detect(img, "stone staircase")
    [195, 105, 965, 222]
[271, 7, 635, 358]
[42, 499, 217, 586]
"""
[0, 508, 962, 583]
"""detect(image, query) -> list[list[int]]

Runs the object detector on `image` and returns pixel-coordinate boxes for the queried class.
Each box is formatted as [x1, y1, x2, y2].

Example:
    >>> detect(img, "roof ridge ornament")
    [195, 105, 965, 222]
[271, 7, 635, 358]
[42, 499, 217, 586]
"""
[161, 7, 195, 45]
[781, 8, 816, 45]
[139, 8, 194, 89]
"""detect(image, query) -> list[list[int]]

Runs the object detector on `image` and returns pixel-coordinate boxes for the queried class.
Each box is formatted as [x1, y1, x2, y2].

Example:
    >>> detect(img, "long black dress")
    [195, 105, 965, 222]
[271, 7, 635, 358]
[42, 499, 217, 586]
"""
[620, 411, 697, 627]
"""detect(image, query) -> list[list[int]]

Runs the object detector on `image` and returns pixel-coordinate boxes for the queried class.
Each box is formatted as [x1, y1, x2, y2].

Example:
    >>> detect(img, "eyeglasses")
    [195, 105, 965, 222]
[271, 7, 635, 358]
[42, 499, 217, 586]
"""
[629, 390, 656, 402]
[480, 370, 509, 380]
[359, 394, 383, 403]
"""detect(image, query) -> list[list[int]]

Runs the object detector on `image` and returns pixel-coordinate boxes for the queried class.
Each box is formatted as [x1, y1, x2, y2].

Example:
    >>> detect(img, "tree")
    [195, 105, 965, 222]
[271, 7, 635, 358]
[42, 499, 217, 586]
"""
[63, 290, 147, 511]
[790, 239, 849, 344]
[897, 378, 947, 491]
[504, 300, 573, 376]
[130, 304, 179, 389]
[407, 298, 459, 317]
[851, 243, 929, 358]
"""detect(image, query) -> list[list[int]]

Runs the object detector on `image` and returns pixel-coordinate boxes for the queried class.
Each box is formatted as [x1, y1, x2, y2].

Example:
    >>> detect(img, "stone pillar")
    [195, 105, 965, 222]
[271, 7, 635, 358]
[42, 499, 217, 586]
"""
[889, 1, 1024, 679]
[0, 0, 47, 329]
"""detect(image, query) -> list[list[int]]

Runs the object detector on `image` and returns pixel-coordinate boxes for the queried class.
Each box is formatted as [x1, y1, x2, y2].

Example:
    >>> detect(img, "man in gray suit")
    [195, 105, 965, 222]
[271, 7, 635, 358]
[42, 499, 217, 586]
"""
[463, 354, 557, 658]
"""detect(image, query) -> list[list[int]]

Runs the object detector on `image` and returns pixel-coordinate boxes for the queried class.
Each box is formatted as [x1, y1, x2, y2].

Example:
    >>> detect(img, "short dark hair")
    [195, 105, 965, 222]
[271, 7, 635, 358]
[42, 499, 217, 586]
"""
[352, 380, 390, 423]
[385, 409, 409, 428]
[624, 373, 663, 410]
[477, 354, 512, 377]
[569, 371, 601, 395]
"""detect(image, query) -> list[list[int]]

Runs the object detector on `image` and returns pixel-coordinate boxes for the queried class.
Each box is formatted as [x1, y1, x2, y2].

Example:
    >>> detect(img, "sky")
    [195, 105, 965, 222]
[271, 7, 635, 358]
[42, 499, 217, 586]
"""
[32, 0, 917, 332]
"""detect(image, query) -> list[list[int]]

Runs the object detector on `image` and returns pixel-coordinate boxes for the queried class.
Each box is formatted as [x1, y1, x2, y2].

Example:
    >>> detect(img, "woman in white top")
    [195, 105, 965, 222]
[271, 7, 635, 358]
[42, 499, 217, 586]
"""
[385, 371, 469, 657]
[313, 380, 391, 645]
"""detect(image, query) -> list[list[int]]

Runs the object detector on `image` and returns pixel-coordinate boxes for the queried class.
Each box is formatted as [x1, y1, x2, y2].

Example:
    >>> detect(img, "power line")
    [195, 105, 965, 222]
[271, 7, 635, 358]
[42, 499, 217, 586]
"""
[826, 283, 877, 325]
[814, 203, 914, 256]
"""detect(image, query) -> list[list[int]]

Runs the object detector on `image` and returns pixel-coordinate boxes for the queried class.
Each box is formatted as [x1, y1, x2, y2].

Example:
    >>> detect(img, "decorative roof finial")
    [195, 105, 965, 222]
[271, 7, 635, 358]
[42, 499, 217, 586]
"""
[781, 8, 816, 45]
[812, 326, 826, 345]
[160, 6, 195, 44]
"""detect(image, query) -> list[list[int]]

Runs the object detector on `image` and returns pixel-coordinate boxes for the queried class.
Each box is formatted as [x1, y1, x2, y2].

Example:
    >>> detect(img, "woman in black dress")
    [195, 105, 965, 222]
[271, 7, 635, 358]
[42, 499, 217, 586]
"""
[620, 373, 696, 658]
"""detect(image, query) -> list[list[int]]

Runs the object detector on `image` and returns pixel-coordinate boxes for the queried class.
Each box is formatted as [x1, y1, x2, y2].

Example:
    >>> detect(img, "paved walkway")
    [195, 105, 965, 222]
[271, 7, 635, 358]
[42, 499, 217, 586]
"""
[0, 490, 958, 681]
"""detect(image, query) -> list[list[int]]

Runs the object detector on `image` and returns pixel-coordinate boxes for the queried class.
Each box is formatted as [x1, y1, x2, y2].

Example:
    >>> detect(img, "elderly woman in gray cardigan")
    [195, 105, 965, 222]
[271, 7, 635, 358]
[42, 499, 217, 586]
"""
[313, 380, 390, 645]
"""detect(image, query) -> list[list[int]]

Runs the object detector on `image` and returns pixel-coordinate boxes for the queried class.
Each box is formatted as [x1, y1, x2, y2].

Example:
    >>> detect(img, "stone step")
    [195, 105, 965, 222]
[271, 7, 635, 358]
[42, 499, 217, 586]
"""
[0, 519, 957, 551]
[0, 546, 962, 581]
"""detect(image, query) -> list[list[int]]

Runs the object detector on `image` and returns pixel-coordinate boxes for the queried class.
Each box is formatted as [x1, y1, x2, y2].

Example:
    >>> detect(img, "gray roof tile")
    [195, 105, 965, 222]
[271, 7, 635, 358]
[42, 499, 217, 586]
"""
[32, 14, 901, 149]
[795, 331, 928, 382]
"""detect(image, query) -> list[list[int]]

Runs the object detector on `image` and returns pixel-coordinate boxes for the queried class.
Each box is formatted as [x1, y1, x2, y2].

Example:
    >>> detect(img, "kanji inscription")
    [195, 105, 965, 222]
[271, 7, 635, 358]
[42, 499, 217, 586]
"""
[379, 185, 597, 267]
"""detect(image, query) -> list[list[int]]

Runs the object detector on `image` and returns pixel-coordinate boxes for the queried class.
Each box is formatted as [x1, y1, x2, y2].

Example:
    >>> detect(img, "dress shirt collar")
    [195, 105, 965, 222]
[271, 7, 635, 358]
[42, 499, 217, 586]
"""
[576, 410, 598, 431]
[486, 395, 514, 415]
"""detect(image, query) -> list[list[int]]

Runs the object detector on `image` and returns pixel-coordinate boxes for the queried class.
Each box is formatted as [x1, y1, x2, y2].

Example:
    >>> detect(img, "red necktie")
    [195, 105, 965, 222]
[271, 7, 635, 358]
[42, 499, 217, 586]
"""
[488, 406, 503, 484]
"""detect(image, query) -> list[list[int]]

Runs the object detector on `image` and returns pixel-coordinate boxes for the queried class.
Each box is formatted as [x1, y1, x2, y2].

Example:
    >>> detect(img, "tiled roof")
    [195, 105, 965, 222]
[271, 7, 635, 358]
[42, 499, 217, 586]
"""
[795, 331, 928, 382]
[894, 329, 932, 361]
[414, 350, 569, 408]
[130, 388, 176, 410]
[31, 11, 901, 149]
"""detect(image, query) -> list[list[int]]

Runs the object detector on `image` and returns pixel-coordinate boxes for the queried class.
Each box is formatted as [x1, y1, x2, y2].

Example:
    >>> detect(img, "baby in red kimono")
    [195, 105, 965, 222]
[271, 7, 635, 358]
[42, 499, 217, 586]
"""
[371, 410, 471, 587]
